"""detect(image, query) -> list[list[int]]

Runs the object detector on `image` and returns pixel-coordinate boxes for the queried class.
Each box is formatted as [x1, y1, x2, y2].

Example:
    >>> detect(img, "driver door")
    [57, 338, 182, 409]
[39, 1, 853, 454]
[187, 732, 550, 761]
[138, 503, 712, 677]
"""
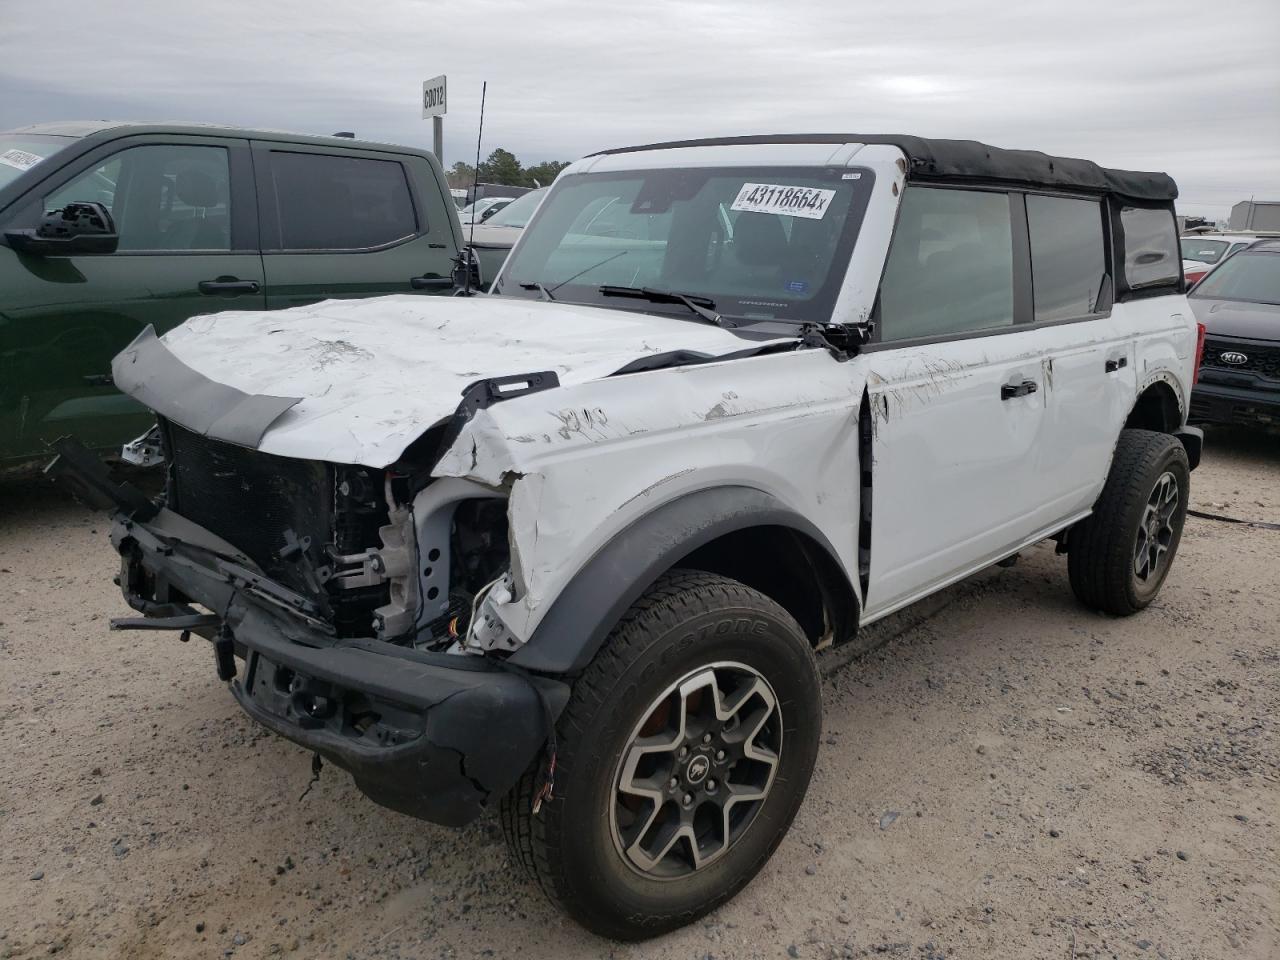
[0, 135, 263, 460]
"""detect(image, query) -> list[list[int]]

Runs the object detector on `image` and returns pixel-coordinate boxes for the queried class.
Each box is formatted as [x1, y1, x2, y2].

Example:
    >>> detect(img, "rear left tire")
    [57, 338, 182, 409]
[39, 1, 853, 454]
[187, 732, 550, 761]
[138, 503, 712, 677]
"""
[1067, 428, 1190, 615]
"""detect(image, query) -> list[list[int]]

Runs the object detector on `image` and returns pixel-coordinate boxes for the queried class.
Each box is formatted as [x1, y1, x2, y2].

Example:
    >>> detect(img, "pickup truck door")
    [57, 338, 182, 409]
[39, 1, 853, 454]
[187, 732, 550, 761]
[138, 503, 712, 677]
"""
[253, 144, 459, 308]
[0, 135, 264, 462]
[859, 185, 1051, 618]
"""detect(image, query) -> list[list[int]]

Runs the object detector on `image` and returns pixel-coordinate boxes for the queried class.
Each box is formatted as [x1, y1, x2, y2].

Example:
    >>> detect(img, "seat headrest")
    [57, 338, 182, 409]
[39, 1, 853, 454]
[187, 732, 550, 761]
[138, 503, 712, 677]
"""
[175, 169, 220, 208]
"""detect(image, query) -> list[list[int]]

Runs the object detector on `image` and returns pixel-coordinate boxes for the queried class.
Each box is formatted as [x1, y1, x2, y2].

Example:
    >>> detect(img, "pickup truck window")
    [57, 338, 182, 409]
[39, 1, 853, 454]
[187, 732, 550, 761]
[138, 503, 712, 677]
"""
[879, 186, 1015, 341]
[44, 144, 231, 252]
[268, 151, 417, 251]
[1027, 195, 1106, 322]
[1121, 206, 1179, 290]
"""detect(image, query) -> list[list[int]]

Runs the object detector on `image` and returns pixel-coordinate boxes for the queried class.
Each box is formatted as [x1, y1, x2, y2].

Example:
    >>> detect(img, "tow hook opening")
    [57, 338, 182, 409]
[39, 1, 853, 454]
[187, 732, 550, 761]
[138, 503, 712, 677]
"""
[247, 654, 407, 747]
[291, 686, 338, 728]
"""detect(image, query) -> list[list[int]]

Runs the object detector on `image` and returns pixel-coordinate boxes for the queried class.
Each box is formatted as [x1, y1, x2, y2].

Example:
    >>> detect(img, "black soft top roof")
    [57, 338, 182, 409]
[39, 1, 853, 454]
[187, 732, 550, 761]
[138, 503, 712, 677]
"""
[590, 134, 1177, 202]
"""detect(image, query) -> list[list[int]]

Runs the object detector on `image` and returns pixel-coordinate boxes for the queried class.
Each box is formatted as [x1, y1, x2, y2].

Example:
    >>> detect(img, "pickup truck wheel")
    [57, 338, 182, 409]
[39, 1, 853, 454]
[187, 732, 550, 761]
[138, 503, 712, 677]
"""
[499, 569, 821, 940]
[1067, 429, 1190, 615]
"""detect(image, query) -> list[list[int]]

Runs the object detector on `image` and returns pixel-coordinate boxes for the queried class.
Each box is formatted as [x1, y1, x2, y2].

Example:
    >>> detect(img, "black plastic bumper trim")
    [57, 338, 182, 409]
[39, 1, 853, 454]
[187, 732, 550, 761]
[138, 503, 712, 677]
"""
[1190, 383, 1280, 429]
[1173, 425, 1204, 471]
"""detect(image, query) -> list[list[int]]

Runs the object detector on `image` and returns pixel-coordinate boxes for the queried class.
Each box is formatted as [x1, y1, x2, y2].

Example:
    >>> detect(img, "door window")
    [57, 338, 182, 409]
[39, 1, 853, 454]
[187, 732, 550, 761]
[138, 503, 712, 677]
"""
[1120, 206, 1179, 290]
[879, 187, 1014, 341]
[44, 145, 230, 251]
[268, 152, 417, 250]
[1026, 195, 1106, 322]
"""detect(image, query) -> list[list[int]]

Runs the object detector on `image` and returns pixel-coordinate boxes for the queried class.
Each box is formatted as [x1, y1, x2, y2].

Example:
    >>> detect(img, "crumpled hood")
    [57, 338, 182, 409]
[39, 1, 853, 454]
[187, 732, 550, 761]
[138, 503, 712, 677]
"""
[140, 294, 793, 467]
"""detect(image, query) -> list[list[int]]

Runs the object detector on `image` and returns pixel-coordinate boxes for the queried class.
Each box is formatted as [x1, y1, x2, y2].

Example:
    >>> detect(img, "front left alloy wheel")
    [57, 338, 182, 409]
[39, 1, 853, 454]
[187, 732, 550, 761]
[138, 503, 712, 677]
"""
[501, 570, 821, 940]
[610, 660, 783, 880]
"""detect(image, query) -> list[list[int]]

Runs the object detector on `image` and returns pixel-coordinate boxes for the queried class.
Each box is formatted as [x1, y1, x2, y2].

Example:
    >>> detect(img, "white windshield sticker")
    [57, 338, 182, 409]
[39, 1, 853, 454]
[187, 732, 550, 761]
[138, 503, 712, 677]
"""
[0, 149, 44, 172]
[730, 183, 835, 220]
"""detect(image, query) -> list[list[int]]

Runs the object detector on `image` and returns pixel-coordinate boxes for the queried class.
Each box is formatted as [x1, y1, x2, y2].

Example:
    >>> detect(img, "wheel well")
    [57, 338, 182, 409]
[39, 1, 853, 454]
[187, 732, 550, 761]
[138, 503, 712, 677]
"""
[1125, 381, 1181, 434]
[678, 525, 858, 648]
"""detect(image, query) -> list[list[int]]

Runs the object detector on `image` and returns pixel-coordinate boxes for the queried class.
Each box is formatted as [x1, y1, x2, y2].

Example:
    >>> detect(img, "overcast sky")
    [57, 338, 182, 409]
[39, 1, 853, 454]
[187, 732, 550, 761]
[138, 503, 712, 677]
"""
[2, 0, 1276, 218]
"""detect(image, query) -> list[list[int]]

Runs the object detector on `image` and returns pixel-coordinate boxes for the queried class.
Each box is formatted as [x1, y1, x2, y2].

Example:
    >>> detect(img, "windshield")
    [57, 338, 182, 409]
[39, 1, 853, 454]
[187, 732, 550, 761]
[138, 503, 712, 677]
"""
[1191, 252, 1280, 305]
[494, 165, 873, 325]
[0, 133, 77, 190]
[484, 187, 547, 228]
[1181, 238, 1229, 265]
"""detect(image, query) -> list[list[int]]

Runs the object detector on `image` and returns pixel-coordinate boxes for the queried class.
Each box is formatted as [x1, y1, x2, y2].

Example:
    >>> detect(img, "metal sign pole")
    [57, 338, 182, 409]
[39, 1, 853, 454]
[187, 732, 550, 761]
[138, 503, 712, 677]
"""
[421, 74, 447, 165]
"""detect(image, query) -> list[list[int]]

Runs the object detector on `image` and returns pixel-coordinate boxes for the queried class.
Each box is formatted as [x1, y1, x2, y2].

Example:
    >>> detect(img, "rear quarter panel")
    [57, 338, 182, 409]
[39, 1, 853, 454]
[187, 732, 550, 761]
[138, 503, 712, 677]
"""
[1114, 292, 1197, 425]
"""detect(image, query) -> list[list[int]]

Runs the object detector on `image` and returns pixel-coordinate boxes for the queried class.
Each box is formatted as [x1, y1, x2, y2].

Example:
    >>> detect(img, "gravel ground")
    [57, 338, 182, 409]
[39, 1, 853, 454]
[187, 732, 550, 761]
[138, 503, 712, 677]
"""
[1, 425, 1277, 960]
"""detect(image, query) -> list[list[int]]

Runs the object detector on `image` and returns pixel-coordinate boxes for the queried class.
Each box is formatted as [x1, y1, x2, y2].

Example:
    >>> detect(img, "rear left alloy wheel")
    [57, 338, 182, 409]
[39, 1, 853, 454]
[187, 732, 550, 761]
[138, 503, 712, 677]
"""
[500, 570, 821, 940]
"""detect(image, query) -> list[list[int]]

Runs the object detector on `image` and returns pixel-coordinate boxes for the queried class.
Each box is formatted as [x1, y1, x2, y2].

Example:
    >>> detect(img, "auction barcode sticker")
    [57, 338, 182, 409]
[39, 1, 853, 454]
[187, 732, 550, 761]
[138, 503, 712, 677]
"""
[0, 149, 44, 172]
[730, 183, 835, 220]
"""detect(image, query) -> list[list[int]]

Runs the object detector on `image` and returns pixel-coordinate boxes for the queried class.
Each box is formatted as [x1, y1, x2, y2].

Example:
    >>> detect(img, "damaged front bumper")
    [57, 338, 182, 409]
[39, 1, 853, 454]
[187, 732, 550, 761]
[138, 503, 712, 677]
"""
[223, 599, 563, 827]
[50, 441, 565, 828]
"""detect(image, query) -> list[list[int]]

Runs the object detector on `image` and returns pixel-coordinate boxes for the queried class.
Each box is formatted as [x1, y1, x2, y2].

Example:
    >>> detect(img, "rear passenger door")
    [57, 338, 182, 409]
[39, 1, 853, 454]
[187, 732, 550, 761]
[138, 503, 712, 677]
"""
[253, 144, 458, 308]
[1024, 193, 1133, 519]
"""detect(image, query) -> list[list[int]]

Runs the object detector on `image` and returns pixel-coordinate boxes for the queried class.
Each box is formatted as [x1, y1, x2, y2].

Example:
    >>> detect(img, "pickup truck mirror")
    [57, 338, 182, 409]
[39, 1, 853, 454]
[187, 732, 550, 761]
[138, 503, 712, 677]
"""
[452, 247, 483, 292]
[5, 202, 120, 257]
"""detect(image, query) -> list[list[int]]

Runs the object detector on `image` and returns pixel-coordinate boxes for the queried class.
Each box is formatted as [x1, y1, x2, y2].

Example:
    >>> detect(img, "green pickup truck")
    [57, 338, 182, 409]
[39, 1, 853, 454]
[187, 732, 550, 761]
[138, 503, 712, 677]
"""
[0, 121, 463, 474]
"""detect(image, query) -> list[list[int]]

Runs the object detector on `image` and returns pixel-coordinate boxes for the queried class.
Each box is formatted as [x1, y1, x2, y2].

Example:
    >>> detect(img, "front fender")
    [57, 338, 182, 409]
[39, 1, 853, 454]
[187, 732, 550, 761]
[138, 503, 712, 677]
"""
[507, 485, 846, 675]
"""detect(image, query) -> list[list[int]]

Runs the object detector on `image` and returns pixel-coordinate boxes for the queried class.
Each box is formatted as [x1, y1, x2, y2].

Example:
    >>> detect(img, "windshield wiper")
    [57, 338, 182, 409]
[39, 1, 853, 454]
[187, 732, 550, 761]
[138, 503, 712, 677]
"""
[518, 282, 556, 301]
[504, 252, 631, 300]
[598, 285, 724, 327]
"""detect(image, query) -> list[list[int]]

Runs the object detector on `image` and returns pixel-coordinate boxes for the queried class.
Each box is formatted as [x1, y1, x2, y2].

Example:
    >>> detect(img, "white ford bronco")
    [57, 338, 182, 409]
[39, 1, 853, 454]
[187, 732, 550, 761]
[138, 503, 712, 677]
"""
[55, 134, 1204, 939]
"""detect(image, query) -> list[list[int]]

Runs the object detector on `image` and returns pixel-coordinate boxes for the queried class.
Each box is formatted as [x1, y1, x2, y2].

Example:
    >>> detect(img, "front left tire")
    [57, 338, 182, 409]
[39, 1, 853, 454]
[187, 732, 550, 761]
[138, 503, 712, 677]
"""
[500, 569, 822, 940]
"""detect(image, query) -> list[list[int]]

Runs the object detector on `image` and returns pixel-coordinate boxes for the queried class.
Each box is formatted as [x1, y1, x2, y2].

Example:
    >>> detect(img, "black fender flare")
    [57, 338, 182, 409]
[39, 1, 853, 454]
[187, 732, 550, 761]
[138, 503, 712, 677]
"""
[506, 485, 851, 675]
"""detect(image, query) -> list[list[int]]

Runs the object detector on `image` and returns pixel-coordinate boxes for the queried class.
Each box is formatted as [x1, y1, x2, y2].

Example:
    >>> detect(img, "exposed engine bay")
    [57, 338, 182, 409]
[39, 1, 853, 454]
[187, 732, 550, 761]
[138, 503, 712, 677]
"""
[158, 417, 517, 656]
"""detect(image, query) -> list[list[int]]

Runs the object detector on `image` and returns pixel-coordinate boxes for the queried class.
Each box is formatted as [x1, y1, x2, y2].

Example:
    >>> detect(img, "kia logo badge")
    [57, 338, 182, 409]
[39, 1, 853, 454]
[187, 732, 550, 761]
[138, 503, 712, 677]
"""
[1220, 351, 1249, 365]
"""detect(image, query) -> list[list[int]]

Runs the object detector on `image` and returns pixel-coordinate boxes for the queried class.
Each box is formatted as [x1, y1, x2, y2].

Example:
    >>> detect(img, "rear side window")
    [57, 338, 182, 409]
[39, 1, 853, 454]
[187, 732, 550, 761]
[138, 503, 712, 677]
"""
[879, 186, 1014, 341]
[1027, 195, 1106, 322]
[269, 152, 416, 251]
[1120, 206, 1179, 290]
